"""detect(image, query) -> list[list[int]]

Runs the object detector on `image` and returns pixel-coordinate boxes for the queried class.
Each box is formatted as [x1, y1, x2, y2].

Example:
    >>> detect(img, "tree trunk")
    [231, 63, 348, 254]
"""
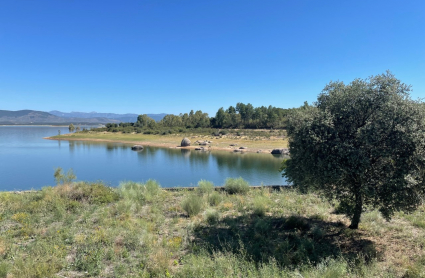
[349, 191, 363, 229]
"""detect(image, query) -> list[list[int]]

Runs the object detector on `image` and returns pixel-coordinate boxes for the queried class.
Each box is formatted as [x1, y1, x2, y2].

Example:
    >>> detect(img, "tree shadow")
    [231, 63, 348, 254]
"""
[191, 214, 379, 268]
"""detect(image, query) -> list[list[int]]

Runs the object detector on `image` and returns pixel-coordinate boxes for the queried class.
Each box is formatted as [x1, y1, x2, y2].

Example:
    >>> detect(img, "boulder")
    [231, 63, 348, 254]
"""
[229, 144, 237, 146]
[239, 146, 247, 149]
[234, 149, 243, 153]
[181, 138, 191, 147]
[131, 145, 144, 151]
[199, 141, 208, 146]
[271, 148, 290, 155]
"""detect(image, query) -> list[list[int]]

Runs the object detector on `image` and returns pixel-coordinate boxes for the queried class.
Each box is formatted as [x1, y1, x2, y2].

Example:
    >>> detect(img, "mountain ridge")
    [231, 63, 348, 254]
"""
[49, 111, 167, 122]
[0, 110, 122, 125]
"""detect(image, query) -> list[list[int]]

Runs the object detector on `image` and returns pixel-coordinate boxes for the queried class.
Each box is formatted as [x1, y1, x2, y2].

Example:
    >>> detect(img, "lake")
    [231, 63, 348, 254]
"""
[0, 126, 287, 191]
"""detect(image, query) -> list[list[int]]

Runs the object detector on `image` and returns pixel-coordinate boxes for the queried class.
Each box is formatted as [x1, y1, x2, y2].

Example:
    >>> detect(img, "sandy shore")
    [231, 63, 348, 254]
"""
[45, 135, 287, 154]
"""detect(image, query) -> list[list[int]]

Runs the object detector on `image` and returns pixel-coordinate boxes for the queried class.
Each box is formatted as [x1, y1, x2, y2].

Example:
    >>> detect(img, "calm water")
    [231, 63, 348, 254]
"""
[0, 126, 287, 191]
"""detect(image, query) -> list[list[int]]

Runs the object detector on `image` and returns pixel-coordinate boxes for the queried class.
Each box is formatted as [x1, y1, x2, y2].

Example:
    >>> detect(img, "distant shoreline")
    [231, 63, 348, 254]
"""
[0, 124, 99, 127]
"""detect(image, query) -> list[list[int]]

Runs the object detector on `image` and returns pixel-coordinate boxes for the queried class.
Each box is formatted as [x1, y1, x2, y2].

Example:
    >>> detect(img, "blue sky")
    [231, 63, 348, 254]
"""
[1, 0, 424, 115]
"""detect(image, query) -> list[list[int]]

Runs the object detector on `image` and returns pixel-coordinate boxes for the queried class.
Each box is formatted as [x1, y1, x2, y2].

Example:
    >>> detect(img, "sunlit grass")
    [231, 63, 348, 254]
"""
[0, 179, 424, 277]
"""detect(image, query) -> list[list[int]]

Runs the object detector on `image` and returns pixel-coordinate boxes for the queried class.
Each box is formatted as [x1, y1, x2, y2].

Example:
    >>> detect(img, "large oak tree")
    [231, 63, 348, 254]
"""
[282, 72, 425, 229]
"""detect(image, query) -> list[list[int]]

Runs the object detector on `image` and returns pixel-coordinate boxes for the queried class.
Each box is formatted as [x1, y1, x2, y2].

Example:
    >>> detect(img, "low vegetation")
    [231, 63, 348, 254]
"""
[1, 176, 425, 277]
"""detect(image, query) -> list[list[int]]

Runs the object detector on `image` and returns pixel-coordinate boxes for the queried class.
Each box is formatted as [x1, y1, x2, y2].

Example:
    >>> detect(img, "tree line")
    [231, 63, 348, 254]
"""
[99, 103, 293, 133]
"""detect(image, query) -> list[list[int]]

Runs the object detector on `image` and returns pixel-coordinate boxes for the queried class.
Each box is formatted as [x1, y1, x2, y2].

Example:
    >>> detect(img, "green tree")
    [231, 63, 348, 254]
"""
[215, 107, 226, 127]
[136, 114, 156, 128]
[69, 123, 75, 132]
[281, 72, 425, 229]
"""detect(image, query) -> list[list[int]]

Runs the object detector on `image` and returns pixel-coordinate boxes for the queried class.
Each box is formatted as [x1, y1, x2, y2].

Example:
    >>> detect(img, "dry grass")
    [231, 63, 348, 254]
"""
[1, 181, 425, 277]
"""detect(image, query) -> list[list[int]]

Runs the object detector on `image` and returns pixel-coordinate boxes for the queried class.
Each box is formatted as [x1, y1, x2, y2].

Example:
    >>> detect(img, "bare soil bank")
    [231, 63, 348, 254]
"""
[45, 131, 289, 154]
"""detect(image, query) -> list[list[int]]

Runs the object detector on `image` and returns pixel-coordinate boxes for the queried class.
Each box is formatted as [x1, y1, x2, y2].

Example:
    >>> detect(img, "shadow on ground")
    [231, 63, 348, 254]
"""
[191, 214, 379, 267]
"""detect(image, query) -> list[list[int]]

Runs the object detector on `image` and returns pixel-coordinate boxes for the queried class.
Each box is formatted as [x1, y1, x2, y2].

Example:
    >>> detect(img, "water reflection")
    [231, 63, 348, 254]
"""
[65, 141, 286, 186]
[0, 125, 286, 190]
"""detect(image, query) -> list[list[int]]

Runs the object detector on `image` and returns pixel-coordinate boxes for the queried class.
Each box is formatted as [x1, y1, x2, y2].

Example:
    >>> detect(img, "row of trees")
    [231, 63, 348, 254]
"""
[101, 103, 293, 133]
[213, 104, 290, 128]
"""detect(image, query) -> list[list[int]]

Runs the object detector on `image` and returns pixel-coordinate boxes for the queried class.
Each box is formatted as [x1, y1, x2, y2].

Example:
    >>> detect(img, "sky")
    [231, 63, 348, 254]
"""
[0, 0, 424, 116]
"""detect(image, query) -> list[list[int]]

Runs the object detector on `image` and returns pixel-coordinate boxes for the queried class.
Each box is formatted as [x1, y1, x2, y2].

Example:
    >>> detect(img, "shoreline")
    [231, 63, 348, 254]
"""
[44, 135, 287, 154]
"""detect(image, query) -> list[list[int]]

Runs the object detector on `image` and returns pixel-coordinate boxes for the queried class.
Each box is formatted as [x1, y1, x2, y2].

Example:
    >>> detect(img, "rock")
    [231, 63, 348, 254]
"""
[199, 141, 208, 146]
[271, 148, 290, 155]
[234, 149, 243, 153]
[239, 146, 247, 149]
[131, 145, 144, 151]
[229, 144, 237, 146]
[257, 150, 262, 153]
[181, 138, 191, 147]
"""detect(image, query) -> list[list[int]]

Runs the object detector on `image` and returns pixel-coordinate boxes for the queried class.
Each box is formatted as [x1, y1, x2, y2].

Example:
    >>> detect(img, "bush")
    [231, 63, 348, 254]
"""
[119, 181, 146, 205]
[197, 180, 214, 195]
[119, 179, 160, 204]
[208, 192, 222, 206]
[204, 209, 220, 225]
[145, 179, 161, 200]
[283, 215, 310, 231]
[224, 177, 250, 195]
[181, 194, 203, 217]
[54, 167, 76, 185]
[253, 196, 269, 217]
[54, 181, 119, 204]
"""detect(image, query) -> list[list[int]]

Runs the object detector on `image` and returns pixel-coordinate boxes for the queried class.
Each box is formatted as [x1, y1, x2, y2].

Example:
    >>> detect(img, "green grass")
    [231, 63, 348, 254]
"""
[0, 180, 424, 277]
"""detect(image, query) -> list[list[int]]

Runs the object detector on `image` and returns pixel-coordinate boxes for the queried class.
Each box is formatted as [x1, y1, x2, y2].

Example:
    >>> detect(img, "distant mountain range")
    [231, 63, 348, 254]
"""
[49, 111, 167, 122]
[0, 110, 167, 125]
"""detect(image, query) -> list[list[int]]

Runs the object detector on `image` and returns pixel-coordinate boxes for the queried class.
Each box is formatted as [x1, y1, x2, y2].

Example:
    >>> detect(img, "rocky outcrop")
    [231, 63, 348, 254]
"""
[271, 148, 289, 155]
[181, 138, 191, 147]
[131, 145, 144, 151]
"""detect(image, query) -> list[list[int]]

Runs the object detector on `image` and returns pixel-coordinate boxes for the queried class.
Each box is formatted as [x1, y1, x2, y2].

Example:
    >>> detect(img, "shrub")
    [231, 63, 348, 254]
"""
[283, 215, 310, 231]
[54, 181, 119, 204]
[119, 181, 146, 205]
[53, 167, 76, 185]
[253, 196, 269, 217]
[119, 179, 160, 204]
[204, 209, 220, 225]
[145, 179, 160, 196]
[224, 177, 250, 195]
[208, 192, 222, 206]
[181, 194, 203, 217]
[197, 180, 214, 196]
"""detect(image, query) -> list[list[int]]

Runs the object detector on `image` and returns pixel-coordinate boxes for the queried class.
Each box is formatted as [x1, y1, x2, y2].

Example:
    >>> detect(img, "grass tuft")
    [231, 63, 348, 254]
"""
[224, 177, 250, 195]
[197, 180, 215, 195]
[181, 194, 203, 217]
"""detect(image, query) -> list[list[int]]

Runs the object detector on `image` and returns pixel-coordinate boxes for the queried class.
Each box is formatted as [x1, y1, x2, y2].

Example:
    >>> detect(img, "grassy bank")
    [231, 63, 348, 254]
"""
[47, 129, 288, 153]
[1, 180, 425, 277]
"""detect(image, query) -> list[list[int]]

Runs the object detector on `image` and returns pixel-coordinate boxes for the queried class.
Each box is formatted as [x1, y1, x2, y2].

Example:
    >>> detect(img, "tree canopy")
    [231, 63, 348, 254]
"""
[281, 72, 425, 229]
